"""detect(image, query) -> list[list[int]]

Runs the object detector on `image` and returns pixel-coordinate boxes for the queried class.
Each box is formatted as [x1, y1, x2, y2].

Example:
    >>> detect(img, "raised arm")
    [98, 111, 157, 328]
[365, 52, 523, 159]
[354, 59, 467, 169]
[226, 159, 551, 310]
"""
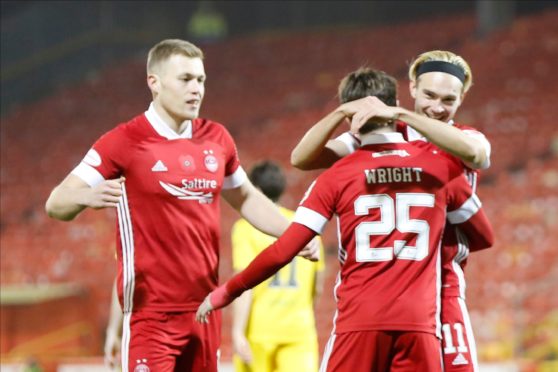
[395, 109, 490, 169]
[350, 96, 490, 169]
[291, 96, 391, 170]
[290, 108, 353, 170]
[45, 174, 124, 221]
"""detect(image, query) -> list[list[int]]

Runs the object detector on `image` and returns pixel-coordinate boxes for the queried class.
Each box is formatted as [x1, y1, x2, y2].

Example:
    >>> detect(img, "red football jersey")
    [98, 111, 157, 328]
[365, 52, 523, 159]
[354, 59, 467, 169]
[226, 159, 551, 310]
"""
[72, 104, 245, 312]
[338, 122, 491, 299]
[396, 121, 490, 298]
[294, 132, 482, 336]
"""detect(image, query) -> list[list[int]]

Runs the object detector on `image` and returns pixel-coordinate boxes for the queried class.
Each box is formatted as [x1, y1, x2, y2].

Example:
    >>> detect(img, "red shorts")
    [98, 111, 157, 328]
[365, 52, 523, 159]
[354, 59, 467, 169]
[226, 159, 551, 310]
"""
[441, 296, 478, 371]
[121, 310, 221, 372]
[320, 330, 442, 372]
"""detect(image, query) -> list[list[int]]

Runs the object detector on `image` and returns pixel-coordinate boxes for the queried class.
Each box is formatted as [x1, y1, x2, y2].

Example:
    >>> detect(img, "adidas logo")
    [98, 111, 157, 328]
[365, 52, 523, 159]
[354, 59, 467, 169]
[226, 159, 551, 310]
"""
[452, 353, 469, 366]
[151, 160, 168, 172]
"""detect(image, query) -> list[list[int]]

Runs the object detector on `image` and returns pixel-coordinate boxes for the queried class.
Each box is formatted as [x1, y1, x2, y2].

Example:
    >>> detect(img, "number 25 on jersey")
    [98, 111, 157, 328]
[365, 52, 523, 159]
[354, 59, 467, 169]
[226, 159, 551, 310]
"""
[354, 193, 435, 262]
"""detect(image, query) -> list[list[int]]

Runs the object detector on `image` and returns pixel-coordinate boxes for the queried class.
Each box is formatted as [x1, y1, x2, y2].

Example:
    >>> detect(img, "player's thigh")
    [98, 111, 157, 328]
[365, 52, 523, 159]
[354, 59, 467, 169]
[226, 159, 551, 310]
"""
[124, 311, 179, 372]
[276, 338, 319, 372]
[243, 340, 276, 372]
[441, 296, 478, 372]
[391, 331, 443, 372]
[233, 354, 253, 372]
[175, 310, 221, 372]
[320, 331, 394, 372]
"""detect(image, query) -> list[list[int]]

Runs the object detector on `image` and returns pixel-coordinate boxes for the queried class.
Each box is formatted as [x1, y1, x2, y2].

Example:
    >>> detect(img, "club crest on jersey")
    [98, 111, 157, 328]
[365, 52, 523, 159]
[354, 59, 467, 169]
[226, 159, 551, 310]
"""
[203, 149, 218, 173]
[134, 358, 150, 372]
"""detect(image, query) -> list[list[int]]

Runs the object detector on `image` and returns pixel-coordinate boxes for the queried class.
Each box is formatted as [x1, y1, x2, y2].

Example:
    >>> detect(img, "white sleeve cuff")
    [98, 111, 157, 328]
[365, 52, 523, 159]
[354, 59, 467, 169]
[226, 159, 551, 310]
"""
[447, 194, 482, 224]
[71, 162, 105, 187]
[223, 166, 247, 190]
[335, 132, 360, 154]
[293, 206, 328, 234]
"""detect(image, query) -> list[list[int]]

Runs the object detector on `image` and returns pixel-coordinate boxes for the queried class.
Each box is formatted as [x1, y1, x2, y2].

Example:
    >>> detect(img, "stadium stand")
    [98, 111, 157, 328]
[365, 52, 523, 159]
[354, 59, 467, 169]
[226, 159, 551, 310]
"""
[1, 10, 557, 370]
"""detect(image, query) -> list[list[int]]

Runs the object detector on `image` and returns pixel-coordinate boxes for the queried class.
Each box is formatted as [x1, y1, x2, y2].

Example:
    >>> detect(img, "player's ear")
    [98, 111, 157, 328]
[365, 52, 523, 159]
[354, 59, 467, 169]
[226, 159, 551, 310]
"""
[147, 73, 160, 94]
[409, 80, 417, 99]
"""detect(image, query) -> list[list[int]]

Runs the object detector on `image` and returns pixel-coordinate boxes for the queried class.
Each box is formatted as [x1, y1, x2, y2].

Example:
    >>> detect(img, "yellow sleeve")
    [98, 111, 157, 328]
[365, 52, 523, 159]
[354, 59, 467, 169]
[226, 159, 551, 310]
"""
[231, 219, 258, 271]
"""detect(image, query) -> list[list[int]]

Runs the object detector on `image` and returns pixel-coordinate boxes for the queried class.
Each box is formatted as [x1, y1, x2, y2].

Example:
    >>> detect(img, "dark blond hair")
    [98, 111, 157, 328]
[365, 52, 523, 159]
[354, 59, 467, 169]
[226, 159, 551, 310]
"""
[408, 50, 473, 93]
[147, 39, 204, 74]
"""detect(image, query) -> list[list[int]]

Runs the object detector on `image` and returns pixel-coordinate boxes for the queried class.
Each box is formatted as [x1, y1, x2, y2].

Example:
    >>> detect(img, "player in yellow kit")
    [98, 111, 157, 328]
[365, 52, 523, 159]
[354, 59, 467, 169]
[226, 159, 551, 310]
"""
[231, 161, 325, 372]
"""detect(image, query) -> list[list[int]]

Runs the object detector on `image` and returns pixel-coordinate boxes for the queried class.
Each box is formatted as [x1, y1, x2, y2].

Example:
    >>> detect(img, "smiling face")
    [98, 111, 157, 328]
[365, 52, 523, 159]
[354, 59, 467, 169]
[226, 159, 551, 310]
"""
[148, 54, 206, 123]
[410, 71, 464, 123]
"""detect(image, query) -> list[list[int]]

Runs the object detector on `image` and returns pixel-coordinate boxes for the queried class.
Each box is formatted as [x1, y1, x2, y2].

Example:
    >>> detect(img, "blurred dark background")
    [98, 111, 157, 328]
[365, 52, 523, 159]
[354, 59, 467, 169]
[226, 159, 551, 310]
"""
[1, 1, 557, 371]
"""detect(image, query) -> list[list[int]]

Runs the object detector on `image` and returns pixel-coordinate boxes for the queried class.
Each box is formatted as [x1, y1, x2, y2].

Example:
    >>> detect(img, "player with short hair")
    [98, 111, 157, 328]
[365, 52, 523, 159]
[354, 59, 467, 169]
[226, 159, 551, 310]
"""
[290, 50, 491, 371]
[196, 68, 494, 371]
[45, 38, 317, 372]
[232, 161, 325, 372]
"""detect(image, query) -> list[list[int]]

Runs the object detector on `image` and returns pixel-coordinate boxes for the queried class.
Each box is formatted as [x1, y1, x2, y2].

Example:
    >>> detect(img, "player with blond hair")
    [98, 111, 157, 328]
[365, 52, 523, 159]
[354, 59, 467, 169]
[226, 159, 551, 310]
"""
[197, 67, 494, 372]
[290, 50, 491, 371]
[46, 38, 317, 372]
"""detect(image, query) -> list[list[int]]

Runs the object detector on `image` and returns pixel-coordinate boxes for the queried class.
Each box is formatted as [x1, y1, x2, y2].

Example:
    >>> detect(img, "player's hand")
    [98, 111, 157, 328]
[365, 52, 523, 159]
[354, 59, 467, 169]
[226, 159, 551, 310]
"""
[233, 333, 253, 363]
[84, 177, 125, 209]
[196, 285, 235, 323]
[350, 97, 398, 134]
[196, 294, 214, 323]
[103, 328, 121, 370]
[298, 237, 320, 262]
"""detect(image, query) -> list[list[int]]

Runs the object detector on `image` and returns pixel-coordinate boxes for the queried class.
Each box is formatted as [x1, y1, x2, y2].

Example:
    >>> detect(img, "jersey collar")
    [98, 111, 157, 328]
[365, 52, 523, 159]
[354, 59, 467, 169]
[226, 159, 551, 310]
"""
[145, 103, 193, 140]
[361, 132, 406, 145]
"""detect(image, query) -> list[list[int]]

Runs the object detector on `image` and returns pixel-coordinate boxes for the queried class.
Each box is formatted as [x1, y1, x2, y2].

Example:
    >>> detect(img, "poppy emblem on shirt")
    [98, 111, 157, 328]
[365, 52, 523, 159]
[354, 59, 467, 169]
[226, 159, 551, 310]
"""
[203, 149, 218, 173]
[179, 155, 196, 173]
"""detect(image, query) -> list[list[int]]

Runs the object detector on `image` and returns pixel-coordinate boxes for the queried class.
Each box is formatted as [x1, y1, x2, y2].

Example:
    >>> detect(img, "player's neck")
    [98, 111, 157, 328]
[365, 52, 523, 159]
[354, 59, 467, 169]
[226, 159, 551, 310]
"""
[152, 102, 190, 135]
[360, 126, 395, 141]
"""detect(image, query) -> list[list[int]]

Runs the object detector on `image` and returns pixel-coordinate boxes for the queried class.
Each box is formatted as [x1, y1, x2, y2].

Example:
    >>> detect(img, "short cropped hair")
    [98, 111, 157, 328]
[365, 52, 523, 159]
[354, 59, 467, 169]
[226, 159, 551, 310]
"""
[338, 67, 398, 134]
[408, 50, 473, 93]
[338, 67, 397, 106]
[147, 39, 204, 74]
[249, 161, 286, 202]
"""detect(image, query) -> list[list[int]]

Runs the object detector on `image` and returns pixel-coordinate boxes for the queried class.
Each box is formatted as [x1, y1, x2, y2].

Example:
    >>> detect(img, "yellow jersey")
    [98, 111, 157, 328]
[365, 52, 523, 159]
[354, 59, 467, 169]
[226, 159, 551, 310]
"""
[232, 207, 325, 343]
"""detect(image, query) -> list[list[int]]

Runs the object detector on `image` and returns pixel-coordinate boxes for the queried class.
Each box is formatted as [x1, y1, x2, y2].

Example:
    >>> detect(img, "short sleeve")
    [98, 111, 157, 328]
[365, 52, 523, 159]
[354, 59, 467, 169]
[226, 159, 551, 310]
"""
[293, 173, 337, 234]
[71, 127, 128, 187]
[446, 174, 482, 225]
[220, 126, 247, 189]
[335, 132, 361, 154]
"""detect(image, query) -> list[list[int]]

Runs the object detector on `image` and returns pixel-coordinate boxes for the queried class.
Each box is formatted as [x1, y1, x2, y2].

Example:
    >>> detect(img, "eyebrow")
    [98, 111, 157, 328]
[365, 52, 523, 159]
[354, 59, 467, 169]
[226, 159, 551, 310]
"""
[179, 73, 206, 79]
[422, 89, 457, 100]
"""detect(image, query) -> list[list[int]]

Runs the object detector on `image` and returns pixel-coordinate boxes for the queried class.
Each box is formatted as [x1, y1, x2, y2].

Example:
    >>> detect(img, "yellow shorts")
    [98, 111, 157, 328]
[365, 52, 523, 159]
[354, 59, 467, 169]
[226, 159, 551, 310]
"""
[233, 338, 318, 372]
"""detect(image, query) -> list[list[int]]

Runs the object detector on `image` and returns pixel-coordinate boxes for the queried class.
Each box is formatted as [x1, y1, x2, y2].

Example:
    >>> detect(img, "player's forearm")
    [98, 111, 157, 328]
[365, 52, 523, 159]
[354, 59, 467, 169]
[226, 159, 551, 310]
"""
[226, 224, 315, 299]
[106, 280, 123, 335]
[291, 109, 347, 170]
[396, 109, 488, 168]
[240, 188, 289, 238]
[45, 185, 88, 221]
